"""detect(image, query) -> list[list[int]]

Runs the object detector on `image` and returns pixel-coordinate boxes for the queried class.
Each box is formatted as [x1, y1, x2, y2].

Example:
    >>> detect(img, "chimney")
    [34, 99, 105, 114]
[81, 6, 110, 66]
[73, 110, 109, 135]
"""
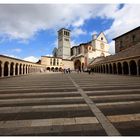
[92, 34, 97, 40]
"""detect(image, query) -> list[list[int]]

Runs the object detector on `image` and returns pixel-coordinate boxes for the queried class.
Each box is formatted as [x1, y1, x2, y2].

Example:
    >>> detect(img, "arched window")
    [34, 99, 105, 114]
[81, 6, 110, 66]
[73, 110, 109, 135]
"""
[129, 60, 137, 75]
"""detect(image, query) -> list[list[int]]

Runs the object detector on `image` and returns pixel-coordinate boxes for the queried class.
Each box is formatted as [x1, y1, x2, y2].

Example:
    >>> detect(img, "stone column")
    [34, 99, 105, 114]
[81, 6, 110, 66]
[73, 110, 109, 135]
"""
[116, 66, 118, 75]
[24, 66, 26, 74]
[8, 64, 10, 77]
[1, 64, 4, 77]
[13, 65, 15, 76]
[17, 65, 20, 75]
[27, 66, 28, 74]
[137, 65, 139, 76]
[128, 65, 131, 75]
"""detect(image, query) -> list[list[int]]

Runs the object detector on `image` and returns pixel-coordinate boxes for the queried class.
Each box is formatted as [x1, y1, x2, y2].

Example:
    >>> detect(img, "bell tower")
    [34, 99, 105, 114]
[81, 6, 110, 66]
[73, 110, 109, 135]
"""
[57, 28, 71, 59]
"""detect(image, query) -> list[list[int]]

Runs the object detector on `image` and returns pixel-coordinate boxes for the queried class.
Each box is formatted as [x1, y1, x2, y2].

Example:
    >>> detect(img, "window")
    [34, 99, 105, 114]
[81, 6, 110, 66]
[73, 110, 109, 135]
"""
[53, 59, 55, 65]
[100, 43, 104, 49]
[57, 59, 59, 65]
[50, 58, 52, 66]
[64, 38, 69, 41]
[101, 37, 103, 41]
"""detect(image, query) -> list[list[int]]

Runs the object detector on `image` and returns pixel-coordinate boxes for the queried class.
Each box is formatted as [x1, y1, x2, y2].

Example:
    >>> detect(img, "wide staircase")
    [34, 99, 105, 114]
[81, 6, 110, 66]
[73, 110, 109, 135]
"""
[0, 73, 140, 136]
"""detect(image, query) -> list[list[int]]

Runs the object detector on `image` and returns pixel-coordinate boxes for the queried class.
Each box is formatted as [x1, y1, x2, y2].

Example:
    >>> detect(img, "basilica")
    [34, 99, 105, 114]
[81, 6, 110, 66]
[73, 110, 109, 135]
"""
[40, 28, 110, 72]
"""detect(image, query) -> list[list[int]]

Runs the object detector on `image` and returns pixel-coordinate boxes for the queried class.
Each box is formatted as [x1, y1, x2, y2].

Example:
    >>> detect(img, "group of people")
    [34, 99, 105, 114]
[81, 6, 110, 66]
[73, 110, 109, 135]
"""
[87, 68, 94, 75]
[63, 67, 94, 75]
[63, 68, 71, 74]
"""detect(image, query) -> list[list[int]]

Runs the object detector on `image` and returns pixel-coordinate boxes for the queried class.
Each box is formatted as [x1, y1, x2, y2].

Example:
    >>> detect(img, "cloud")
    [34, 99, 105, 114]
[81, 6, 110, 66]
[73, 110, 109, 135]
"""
[105, 4, 140, 40]
[71, 28, 87, 37]
[0, 4, 119, 41]
[90, 31, 98, 36]
[3, 54, 19, 59]
[23, 56, 39, 62]
[108, 41, 115, 55]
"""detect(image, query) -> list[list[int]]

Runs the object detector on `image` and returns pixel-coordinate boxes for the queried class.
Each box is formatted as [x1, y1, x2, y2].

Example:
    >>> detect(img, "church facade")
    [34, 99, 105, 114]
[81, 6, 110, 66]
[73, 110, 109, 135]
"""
[89, 26, 140, 76]
[41, 28, 110, 71]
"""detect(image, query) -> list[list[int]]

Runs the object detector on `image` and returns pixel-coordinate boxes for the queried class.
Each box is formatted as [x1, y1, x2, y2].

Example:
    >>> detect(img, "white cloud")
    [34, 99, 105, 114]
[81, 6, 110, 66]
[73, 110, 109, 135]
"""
[108, 41, 115, 54]
[72, 18, 84, 27]
[90, 31, 98, 36]
[23, 56, 39, 62]
[45, 54, 53, 57]
[105, 4, 140, 40]
[71, 28, 87, 37]
[3, 54, 19, 59]
[0, 4, 119, 41]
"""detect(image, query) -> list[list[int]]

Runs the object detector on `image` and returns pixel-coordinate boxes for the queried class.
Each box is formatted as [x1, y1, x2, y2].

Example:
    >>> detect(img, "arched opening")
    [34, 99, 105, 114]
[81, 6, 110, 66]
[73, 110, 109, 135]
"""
[138, 60, 140, 75]
[123, 61, 129, 75]
[59, 67, 62, 72]
[15, 63, 18, 75]
[26, 65, 28, 74]
[0, 61, 2, 77]
[4, 61, 9, 76]
[98, 66, 101, 73]
[23, 64, 25, 74]
[109, 64, 112, 74]
[74, 60, 81, 71]
[106, 64, 109, 73]
[55, 67, 58, 72]
[19, 64, 22, 74]
[51, 67, 54, 72]
[103, 65, 105, 73]
[46, 67, 50, 71]
[10, 62, 14, 76]
[130, 60, 137, 75]
[117, 62, 122, 74]
[101, 65, 103, 73]
[113, 63, 117, 74]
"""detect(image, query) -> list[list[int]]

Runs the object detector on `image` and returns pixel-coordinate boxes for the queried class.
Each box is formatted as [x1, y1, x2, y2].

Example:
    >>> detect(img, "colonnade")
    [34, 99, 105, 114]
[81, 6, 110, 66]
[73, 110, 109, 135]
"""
[91, 59, 140, 76]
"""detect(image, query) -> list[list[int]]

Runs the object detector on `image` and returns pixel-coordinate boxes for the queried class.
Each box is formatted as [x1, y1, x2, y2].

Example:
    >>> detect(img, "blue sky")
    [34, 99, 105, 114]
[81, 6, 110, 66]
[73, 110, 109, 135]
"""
[0, 4, 140, 62]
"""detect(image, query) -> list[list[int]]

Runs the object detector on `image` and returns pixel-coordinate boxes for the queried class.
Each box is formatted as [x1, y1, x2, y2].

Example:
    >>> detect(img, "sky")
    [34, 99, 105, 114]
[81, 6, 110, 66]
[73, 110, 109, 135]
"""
[0, 3, 140, 62]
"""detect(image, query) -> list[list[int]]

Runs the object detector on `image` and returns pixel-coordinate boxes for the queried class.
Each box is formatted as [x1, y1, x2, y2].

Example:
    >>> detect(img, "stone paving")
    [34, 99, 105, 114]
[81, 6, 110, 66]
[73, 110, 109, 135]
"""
[0, 73, 140, 136]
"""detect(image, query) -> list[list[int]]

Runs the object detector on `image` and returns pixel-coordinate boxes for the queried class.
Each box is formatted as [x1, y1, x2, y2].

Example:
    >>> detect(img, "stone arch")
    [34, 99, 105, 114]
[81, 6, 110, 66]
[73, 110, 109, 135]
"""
[15, 63, 19, 75]
[138, 59, 140, 75]
[113, 63, 117, 74]
[101, 65, 103, 73]
[129, 60, 137, 75]
[109, 64, 112, 74]
[51, 67, 54, 71]
[106, 64, 109, 73]
[103, 65, 105, 73]
[10, 62, 14, 76]
[55, 67, 58, 72]
[0, 61, 2, 77]
[4, 61, 9, 76]
[46, 67, 50, 71]
[74, 60, 81, 71]
[19, 64, 22, 74]
[25, 65, 28, 74]
[123, 61, 129, 75]
[23, 64, 25, 74]
[59, 67, 62, 72]
[117, 62, 122, 74]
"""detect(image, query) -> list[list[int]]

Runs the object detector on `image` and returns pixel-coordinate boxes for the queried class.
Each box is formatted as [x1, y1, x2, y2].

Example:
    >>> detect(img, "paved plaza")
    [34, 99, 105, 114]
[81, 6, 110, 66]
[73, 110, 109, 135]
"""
[0, 73, 140, 136]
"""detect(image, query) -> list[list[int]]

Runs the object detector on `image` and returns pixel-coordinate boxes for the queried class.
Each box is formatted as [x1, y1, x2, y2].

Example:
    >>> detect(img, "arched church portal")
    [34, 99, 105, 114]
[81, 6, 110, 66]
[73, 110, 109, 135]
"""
[74, 60, 81, 71]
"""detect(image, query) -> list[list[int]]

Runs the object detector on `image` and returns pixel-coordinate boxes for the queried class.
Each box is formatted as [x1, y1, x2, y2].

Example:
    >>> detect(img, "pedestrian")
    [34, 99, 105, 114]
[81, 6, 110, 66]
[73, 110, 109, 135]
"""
[88, 68, 91, 74]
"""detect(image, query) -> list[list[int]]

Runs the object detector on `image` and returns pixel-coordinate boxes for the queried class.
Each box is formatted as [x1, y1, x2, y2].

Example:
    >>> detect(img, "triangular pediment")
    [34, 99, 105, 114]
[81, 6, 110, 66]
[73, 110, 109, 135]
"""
[96, 32, 108, 43]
